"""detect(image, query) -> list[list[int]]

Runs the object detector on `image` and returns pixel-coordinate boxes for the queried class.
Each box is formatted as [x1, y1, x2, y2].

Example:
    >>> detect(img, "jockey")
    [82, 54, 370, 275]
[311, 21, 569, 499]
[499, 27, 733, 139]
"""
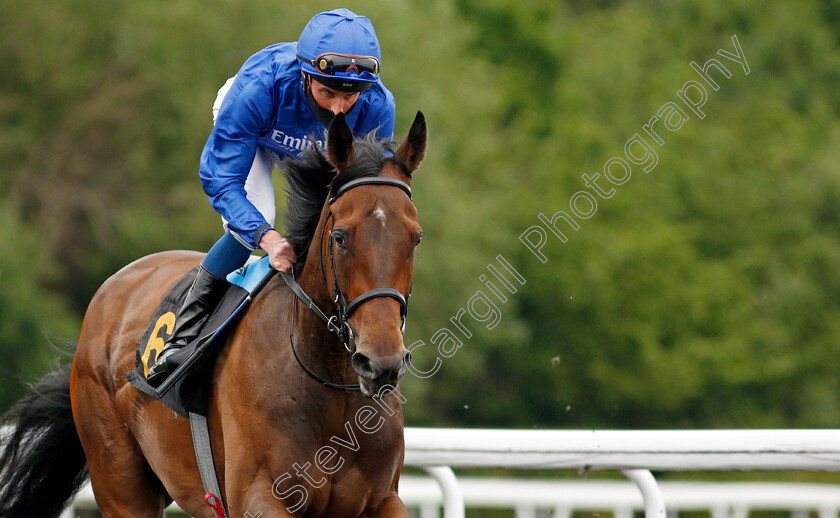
[147, 8, 395, 386]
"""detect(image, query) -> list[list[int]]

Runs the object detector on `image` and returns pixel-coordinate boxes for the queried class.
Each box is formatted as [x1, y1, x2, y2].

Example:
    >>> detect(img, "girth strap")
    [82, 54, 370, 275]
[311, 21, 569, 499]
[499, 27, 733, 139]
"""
[189, 412, 228, 518]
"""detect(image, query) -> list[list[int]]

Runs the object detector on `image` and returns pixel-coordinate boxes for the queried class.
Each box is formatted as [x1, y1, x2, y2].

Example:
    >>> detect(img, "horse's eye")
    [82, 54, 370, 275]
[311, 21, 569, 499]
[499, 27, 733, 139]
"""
[334, 232, 347, 248]
[415, 233, 423, 247]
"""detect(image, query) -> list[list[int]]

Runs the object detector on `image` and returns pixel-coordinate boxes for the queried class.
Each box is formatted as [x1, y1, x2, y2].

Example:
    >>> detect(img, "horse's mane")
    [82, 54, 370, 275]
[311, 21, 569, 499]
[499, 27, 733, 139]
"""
[282, 132, 395, 261]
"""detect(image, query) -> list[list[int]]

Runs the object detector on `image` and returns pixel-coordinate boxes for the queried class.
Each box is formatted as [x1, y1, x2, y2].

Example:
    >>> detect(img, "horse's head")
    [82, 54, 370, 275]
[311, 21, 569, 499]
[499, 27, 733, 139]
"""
[320, 112, 427, 397]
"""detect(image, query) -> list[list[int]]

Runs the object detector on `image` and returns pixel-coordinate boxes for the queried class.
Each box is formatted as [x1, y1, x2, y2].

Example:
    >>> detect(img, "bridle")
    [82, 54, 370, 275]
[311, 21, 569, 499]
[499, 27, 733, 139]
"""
[279, 175, 413, 392]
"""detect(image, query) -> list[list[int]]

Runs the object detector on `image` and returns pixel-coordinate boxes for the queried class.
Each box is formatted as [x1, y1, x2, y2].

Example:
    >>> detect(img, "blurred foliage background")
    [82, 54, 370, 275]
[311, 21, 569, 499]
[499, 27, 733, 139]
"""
[2, 0, 840, 438]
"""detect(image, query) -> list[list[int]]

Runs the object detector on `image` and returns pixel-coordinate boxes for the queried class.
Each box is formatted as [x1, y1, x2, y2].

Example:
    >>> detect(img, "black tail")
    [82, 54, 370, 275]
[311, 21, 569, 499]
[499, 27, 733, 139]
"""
[0, 363, 88, 517]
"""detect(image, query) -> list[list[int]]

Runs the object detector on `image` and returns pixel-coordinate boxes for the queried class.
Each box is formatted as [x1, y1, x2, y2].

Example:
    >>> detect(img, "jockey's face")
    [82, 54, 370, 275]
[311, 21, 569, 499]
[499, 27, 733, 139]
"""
[310, 78, 361, 116]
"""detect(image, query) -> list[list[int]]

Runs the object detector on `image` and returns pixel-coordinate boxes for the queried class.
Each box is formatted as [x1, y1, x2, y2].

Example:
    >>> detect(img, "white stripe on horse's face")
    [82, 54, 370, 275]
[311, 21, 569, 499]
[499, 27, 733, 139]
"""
[374, 207, 386, 227]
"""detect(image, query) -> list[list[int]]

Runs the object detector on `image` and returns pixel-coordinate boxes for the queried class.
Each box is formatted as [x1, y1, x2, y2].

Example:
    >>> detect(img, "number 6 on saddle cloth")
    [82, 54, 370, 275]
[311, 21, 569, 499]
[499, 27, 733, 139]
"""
[125, 256, 276, 417]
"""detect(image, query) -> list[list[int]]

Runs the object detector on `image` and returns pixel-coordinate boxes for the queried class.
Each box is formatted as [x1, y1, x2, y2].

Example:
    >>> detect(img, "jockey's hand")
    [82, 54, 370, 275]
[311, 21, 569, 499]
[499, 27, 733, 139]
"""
[260, 230, 296, 273]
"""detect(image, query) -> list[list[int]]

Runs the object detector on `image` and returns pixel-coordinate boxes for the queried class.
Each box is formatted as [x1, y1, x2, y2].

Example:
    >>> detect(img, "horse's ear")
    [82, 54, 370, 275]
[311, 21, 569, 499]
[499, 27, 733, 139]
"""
[396, 111, 427, 173]
[327, 112, 356, 171]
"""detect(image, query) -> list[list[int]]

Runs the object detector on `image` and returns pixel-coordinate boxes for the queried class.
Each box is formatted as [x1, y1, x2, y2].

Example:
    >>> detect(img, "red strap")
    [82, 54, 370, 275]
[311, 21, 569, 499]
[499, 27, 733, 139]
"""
[205, 492, 226, 518]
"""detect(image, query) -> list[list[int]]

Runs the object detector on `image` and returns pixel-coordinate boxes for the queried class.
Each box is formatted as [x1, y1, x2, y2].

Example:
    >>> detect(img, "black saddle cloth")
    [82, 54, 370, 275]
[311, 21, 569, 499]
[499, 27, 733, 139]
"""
[125, 266, 250, 417]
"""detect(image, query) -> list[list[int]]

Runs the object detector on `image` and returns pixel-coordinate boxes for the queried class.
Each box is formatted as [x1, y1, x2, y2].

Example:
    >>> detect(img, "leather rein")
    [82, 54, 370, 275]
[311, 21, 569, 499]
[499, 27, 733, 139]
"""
[279, 176, 413, 392]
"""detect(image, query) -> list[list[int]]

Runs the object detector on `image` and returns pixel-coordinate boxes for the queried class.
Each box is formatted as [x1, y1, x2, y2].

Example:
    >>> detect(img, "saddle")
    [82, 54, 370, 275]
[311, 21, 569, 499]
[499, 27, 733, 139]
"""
[125, 256, 275, 417]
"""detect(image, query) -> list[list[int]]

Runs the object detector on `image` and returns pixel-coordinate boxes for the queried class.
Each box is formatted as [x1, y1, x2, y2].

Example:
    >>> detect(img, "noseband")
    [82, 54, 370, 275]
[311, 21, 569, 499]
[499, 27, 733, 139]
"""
[280, 175, 413, 392]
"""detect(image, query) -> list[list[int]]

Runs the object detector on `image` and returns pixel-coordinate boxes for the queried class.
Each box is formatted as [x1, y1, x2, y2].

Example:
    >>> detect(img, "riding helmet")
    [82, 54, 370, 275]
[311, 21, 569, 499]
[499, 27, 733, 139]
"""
[297, 8, 381, 92]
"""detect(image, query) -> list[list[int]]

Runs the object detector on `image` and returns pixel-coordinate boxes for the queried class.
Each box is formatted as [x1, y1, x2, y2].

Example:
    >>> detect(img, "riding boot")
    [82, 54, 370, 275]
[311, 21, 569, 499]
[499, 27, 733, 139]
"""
[146, 265, 228, 387]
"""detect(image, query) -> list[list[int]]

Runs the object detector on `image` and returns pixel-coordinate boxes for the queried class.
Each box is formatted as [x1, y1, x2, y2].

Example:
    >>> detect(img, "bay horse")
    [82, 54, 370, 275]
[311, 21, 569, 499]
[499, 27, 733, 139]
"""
[0, 111, 427, 517]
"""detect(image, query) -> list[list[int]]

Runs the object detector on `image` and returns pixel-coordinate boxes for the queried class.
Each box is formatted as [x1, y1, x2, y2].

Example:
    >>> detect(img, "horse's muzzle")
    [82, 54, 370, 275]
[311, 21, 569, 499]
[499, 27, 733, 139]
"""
[352, 350, 411, 397]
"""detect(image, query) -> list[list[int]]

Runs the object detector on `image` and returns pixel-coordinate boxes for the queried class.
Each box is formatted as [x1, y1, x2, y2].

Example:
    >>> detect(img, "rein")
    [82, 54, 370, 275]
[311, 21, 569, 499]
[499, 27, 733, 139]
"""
[281, 176, 413, 392]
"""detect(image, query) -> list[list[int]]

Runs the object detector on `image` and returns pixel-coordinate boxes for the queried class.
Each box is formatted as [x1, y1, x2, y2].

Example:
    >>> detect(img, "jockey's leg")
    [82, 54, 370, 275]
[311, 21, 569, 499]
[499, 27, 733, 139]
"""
[145, 260, 231, 386]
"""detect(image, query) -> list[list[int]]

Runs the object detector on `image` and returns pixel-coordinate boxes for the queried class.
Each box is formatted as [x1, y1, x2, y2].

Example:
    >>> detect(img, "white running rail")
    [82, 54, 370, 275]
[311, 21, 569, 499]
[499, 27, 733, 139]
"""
[396, 476, 840, 518]
[402, 428, 840, 518]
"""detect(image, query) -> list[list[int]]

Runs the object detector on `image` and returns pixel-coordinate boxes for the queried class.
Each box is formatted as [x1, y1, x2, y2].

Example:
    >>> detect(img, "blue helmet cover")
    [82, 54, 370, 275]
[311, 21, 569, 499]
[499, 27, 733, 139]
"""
[297, 8, 381, 84]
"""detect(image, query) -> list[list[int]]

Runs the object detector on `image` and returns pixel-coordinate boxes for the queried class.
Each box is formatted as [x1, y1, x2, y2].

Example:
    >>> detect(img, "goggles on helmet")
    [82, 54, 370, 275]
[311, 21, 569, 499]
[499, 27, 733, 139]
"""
[299, 53, 380, 77]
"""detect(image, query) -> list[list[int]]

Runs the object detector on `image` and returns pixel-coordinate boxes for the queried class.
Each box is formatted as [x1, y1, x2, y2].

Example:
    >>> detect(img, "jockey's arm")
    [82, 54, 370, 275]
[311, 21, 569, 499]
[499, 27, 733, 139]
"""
[199, 77, 284, 253]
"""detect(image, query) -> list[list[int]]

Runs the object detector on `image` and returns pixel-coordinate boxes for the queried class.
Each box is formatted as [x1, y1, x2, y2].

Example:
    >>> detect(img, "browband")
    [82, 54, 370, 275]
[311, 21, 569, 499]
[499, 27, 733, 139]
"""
[330, 177, 412, 204]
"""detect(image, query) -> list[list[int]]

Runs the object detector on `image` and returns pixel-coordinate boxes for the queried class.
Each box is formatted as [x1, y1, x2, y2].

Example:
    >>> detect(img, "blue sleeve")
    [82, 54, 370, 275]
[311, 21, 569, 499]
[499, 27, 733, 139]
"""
[199, 77, 274, 248]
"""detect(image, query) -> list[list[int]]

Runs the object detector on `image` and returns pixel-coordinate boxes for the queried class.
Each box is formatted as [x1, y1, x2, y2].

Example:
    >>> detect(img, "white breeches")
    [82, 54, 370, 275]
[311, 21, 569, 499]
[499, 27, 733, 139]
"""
[212, 76, 278, 249]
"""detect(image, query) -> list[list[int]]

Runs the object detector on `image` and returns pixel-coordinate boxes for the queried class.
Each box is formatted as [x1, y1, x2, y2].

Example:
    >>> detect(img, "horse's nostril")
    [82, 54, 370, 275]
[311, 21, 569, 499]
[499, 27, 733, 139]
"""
[351, 352, 375, 379]
[403, 350, 412, 368]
